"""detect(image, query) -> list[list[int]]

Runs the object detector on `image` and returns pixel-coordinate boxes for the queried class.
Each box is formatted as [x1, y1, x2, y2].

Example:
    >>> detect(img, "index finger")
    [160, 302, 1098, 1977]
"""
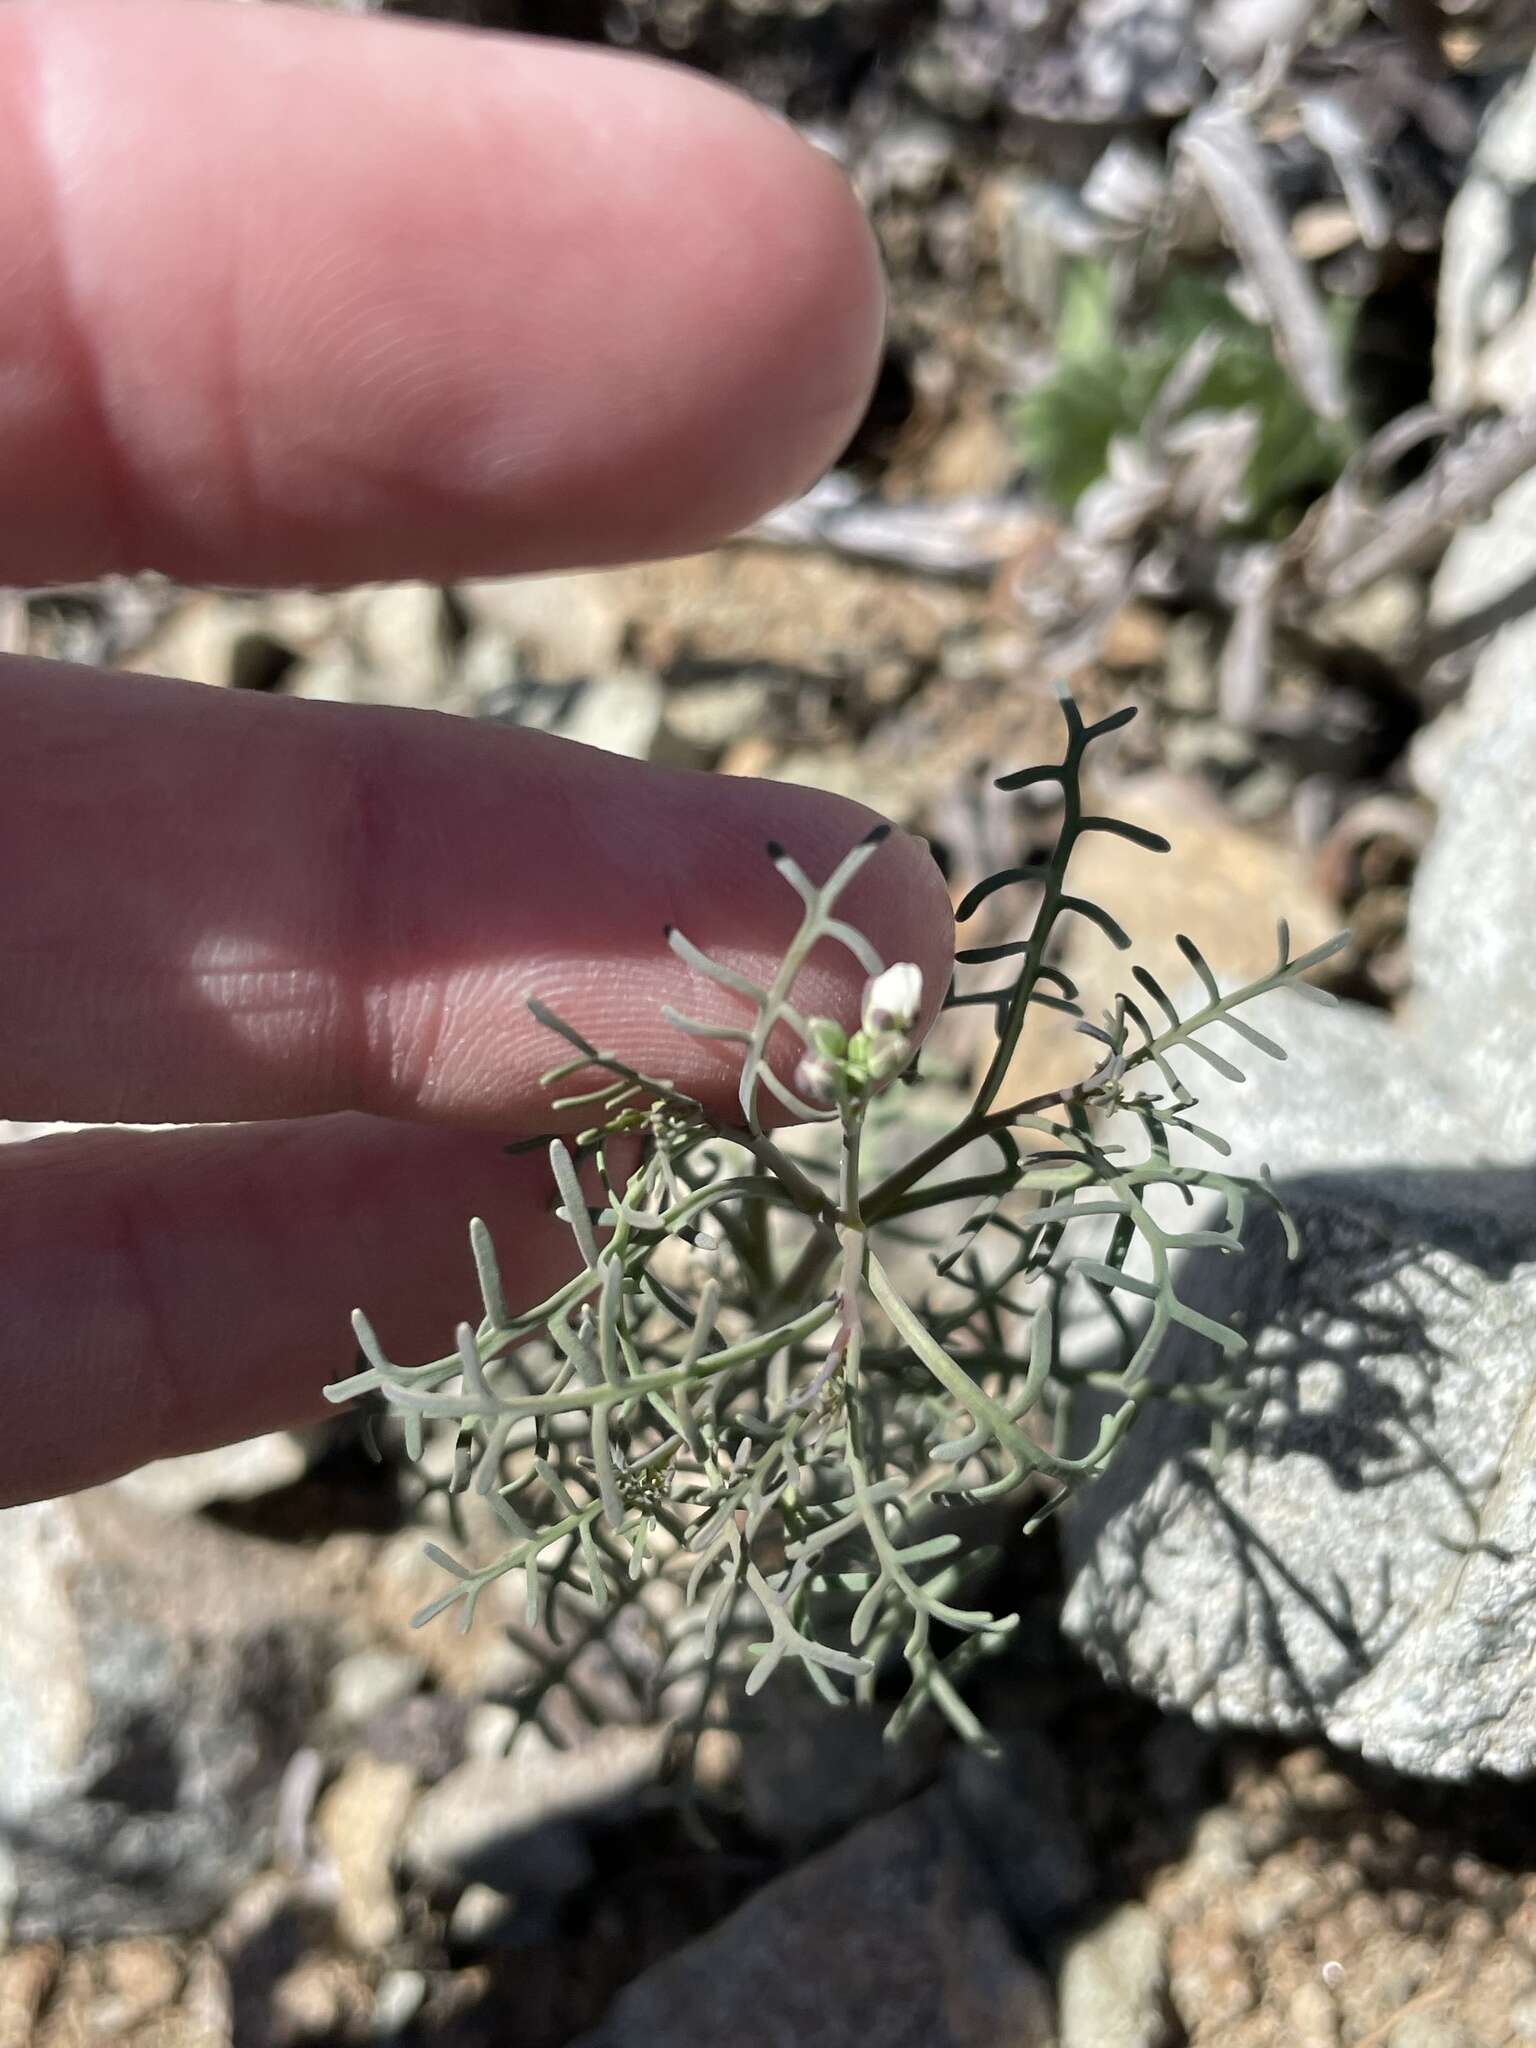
[0, 0, 883, 586]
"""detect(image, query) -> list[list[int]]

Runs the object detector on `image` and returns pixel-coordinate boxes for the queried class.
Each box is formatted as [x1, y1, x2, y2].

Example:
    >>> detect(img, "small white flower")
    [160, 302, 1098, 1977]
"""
[862, 962, 923, 1037]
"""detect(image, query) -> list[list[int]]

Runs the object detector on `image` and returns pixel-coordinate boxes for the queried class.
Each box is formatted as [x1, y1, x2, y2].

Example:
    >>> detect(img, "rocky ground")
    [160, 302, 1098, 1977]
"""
[11, 1478, 1536, 2048]
[7, 2, 1536, 2044]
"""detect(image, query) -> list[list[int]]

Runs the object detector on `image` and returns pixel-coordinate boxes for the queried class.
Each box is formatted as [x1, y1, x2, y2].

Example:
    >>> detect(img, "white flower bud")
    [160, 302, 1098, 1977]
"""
[862, 961, 923, 1037]
[865, 1032, 913, 1084]
[793, 1050, 841, 1107]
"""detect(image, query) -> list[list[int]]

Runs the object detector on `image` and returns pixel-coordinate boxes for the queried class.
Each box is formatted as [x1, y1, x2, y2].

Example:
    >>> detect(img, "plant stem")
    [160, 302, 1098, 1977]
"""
[864, 1083, 1083, 1223]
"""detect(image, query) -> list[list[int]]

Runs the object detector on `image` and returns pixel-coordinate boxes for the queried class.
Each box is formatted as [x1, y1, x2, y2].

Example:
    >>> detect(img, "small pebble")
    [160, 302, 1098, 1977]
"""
[326, 1650, 426, 1727]
[372, 1968, 427, 2038]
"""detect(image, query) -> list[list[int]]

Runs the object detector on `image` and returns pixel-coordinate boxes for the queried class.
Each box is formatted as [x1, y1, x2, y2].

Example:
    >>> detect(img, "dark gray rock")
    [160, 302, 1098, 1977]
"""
[735, 1693, 928, 1850]
[574, 1791, 1055, 2048]
[946, 1737, 1095, 1937]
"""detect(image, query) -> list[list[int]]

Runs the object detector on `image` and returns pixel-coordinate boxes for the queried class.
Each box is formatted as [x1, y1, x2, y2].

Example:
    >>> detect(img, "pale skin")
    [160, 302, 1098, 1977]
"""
[0, 0, 953, 1505]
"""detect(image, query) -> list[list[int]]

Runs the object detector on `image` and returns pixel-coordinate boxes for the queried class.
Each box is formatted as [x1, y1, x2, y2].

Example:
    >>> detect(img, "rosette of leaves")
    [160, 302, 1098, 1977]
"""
[328, 692, 1344, 1753]
[1017, 262, 1355, 536]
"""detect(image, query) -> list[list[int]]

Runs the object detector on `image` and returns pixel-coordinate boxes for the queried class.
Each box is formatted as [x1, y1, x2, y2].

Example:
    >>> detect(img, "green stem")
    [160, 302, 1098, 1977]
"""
[971, 756, 1086, 1123]
[863, 1083, 1081, 1224]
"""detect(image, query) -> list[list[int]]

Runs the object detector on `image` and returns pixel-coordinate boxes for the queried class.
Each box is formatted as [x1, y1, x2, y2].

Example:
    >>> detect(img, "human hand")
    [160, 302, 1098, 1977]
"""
[0, 0, 952, 1505]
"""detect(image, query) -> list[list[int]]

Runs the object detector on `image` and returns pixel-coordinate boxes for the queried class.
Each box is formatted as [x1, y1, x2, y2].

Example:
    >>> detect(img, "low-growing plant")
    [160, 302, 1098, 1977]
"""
[1017, 262, 1356, 533]
[328, 691, 1344, 1754]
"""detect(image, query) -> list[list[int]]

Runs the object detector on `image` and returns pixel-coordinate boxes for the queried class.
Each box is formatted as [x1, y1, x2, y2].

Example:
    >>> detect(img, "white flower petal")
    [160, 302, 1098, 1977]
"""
[862, 962, 923, 1036]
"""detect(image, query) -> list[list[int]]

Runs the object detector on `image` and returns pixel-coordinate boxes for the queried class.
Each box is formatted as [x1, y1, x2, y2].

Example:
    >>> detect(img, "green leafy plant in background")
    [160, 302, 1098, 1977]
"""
[1017, 262, 1356, 532]
[329, 692, 1344, 1757]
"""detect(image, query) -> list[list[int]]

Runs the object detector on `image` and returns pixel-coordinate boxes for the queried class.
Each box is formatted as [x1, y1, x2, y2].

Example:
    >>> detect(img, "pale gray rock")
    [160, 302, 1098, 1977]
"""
[401, 1725, 666, 1898]
[483, 667, 666, 762]
[1058, 1901, 1173, 2048]
[1061, 170, 1536, 1771]
[1435, 56, 1536, 415]
[324, 1648, 426, 1728]
[1064, 1174, 1536, 1779]
[1426, 467, 1536, 664]
[0, 1502, 92, 1828]
[856, 119, 957, 203]
[0, 1491, 332, 1937]
[447, 1880, 515, 1950]
[574, 1791, 1055, 2048]
[553, 670, 666, 761]
[1406, 616, 1536, 1159]
[403, 1780, 591, 1903]
[1407, 52, 1536, 1152]
[114, 1431, 310, 1515]
[371, 1970, 428, 2036]
[656, 674, 774, 766]
[1126, 987, 1479, 1182]
[452, 571, 627, 682]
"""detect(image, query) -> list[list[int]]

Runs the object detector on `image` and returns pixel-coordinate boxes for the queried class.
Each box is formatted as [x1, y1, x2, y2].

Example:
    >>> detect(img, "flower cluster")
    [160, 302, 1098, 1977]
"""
[794, 961, 923, 1109]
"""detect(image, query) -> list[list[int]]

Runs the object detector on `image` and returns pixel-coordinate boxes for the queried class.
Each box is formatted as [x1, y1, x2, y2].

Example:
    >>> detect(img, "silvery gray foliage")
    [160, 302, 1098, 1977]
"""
[933, 0, 1203, 124]
[333, 693, 1341, 1753]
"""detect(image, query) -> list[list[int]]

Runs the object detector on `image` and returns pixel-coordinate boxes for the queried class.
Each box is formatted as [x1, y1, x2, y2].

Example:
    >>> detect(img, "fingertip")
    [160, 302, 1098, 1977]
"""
[1, 0, 887, 583]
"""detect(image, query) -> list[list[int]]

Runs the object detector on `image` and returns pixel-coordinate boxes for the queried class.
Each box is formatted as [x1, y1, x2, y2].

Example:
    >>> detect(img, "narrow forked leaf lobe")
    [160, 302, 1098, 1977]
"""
[1087, 702, 1139, 737]
[993, 762, 1061, 793]
[954, 861, 1050, 923]
[1081, 815, 1171, 853]
[1064, 895, 1132, 949]
[1176, 932, 1222, 999]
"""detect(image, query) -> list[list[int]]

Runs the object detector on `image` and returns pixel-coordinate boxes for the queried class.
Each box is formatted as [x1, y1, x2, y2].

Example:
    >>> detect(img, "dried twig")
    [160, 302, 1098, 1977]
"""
[748, 476, 1039, 582]
[1304, 409, 1536, 599]
[1177, 102, 1349, 425]
[1218, 546, 1281, 729]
